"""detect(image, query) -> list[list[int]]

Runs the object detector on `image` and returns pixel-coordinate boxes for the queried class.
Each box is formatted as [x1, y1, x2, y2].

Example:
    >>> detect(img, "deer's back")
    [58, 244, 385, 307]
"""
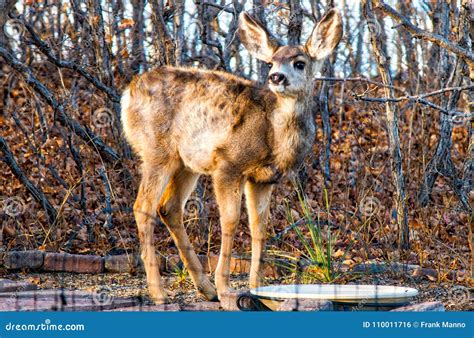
[121, 66, 277, 174]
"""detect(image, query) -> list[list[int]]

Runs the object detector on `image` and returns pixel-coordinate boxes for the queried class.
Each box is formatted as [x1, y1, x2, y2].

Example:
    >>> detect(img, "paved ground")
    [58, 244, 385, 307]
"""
[1, 271, 470, 311]
[0, 278, 222, 311]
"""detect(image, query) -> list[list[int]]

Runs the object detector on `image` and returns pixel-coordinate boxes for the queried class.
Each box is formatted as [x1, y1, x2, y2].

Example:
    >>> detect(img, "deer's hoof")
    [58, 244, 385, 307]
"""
[218, 289, 247, 311]
[149, 287, 170, 305]
[197, 279, 218, 301]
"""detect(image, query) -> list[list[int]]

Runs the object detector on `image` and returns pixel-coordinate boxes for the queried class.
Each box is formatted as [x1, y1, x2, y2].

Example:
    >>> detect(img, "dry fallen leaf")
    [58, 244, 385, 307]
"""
[333, 249, 345, 258]
[343, 259, 354, 267]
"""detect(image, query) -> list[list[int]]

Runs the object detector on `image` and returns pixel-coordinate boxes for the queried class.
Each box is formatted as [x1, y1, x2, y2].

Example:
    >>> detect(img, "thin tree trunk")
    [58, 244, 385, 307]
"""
[173, 0, 185, 66]
[317, 3, 336, 188]
[418, 1, 472, 213]
[111, 0, 127, 79]
[461, 0, 474, 278]
[222, 0, 242, 71]
[288, 0, 302, 45]
[131, 0, 146, 74]
[253, 0, 269, 83]
[353, 2, 364, 74]
[398, 1, 419, 86]
[151, 0, 175, 66]
[89, 0, 114, 86]
[363, 0, 410, 250]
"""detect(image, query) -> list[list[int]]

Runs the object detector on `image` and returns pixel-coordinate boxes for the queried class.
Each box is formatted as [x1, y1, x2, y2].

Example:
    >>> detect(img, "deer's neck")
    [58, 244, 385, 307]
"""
[270, 93, 316, 174]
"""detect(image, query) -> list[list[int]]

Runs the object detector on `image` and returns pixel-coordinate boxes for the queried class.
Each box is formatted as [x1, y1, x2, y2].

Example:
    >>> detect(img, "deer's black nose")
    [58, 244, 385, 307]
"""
[269, 73, 287, 85]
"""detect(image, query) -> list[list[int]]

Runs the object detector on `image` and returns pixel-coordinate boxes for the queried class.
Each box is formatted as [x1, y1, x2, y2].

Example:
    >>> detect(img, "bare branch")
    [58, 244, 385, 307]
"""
[200, 1, 233, 14]
[353, 84, 474, 114]
[17, 15, 121, 103]
[0, 46, 121, 163]
[374, 0, 474, 70]
[314, 76, 408, 93]
[0, 136, 57, 224]
[363, 0, 410, 250]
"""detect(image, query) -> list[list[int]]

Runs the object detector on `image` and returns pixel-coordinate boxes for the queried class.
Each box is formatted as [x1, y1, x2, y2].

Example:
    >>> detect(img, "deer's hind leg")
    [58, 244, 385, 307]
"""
[158, 168, 218, 301]
[134, 161, 178, 304]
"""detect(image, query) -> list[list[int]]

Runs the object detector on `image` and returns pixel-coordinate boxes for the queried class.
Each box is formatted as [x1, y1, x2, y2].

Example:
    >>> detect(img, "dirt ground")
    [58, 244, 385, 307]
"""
[4, 271, 472, 311]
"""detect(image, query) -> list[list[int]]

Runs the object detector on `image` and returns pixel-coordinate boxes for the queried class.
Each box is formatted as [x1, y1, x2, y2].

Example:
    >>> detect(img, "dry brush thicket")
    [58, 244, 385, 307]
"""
[0, 0, 472, 281]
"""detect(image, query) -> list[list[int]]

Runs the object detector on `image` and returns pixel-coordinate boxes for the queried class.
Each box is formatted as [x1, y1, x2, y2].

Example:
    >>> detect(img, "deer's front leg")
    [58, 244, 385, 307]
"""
[245, 181, 273, 288]
[213, 172, 244, 299]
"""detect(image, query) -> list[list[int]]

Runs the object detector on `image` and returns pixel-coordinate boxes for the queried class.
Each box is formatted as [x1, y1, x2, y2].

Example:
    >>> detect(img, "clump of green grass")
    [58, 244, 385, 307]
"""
[272, 180, 351, 283]
[171, 263, 191, 288]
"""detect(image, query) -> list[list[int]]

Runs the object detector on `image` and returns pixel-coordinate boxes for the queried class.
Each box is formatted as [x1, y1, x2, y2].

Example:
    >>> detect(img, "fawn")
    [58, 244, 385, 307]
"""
[121, 9, 342, 308]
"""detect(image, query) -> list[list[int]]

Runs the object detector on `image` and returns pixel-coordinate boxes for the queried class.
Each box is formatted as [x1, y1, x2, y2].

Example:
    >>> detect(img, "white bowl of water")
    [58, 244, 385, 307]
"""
[250, 284, 419, 310]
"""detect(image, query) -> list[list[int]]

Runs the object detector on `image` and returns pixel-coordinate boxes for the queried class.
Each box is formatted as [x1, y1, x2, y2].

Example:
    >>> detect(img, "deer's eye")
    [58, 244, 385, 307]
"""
[294, 61, 305, 70]
[267, 62, 273, 69]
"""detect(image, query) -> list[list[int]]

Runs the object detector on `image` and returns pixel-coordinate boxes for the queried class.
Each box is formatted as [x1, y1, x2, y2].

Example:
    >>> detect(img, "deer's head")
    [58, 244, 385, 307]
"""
[239, 9, 342, 96]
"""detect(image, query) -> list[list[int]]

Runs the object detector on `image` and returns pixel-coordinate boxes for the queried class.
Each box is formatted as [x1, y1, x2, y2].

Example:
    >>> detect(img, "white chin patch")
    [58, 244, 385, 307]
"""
[269, 84, 286, 93]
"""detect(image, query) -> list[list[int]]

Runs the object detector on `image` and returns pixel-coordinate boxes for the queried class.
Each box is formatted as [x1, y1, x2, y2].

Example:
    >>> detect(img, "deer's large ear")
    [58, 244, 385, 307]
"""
[305, 9, 343, 60]
[238, 12, 279, 63]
